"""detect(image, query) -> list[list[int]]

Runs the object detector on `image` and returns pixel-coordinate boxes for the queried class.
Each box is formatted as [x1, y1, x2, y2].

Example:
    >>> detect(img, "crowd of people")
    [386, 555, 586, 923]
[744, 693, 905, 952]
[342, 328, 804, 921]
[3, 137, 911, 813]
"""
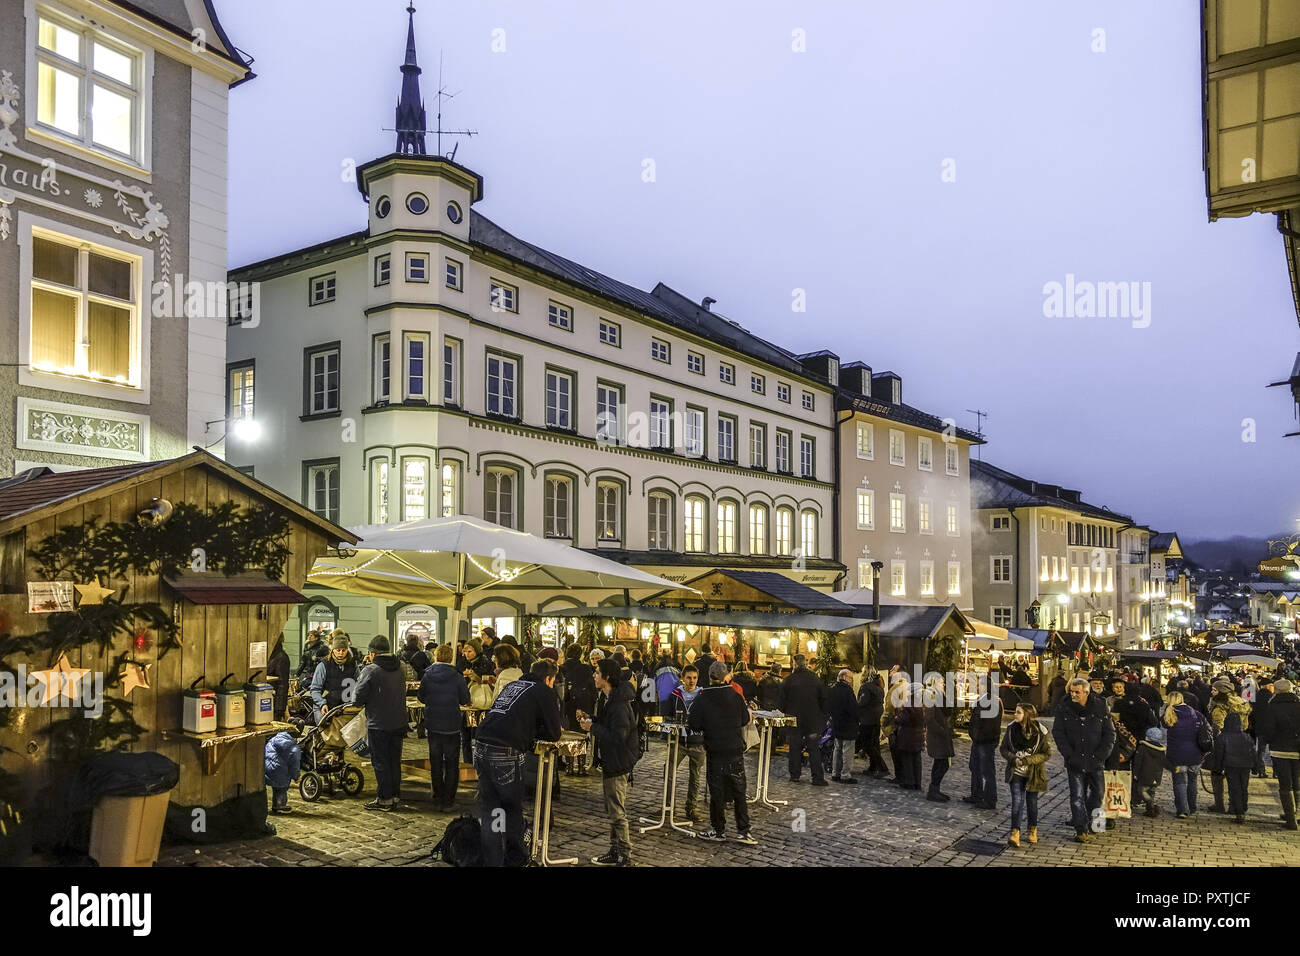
[268, 626, 1300, 865]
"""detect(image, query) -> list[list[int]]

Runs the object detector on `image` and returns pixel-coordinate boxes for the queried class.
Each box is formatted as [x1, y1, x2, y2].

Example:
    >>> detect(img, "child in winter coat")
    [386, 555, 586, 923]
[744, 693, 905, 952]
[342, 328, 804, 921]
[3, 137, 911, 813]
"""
[1132, 726, 1166, 817]
[1210, 711, 1256, 823]
[265, 731, 302, 814]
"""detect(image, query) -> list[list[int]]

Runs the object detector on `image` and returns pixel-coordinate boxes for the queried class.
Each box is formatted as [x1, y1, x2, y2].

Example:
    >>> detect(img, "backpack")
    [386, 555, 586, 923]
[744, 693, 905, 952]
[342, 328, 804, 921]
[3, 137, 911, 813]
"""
[1195, 713, 1214, 754]
[654, 669, 680, 704]
[432, 815, 482, 867]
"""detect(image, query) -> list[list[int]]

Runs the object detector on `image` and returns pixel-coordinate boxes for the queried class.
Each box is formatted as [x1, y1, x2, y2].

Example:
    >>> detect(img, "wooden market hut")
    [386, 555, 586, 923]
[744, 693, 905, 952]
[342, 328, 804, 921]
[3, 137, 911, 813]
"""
[0, 450, 356, 852]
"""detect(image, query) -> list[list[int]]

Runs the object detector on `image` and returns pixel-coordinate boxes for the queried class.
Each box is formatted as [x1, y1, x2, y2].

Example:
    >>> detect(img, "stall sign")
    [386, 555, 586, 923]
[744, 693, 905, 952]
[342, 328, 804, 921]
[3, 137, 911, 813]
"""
[27, 581, 73, 614]
[397, 605, 437, 646]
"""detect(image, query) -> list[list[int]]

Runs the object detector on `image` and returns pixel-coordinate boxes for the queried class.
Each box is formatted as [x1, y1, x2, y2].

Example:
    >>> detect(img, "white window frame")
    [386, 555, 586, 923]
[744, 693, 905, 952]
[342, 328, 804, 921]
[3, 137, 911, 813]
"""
[799, 437, 815, 479]
[749, 423, 766, 468]
[889, 493, 906, 533]
[946, 503, 960, 537]
[717, 415, 736, 462]
[406, 253, 429, 283]
[801, 391, 814, 411]
[484, 466, 518, 529]
[716, 500, 738, 554]
[857, 559, 872, 590]
[918, 498, 932, 535]
[374, 333, 391, 404]
[775, 430, 792, 474]
[442, 337, 461, 406]
[945, 443, 959, 476]
[991, 515, 1010, 531]
[485, 353, 519, 418]
[719, 362, 735, 385]
[991, 555, 1013, 584]
[947, 562, 961, 596]
[856, 422, 874, 459]
[548, 301, 573, 332]
[597, 383, 624, 445]
[777, 383, 791, 404]
[370, 458, 390, 524]
[856, 489, 874, 530]
[917, 436, 933, 471]
[545, 369, 574, 430]
[648, 492, 673, 550]
[489, 279, 518, 313]
[683, 407, 704, 457]
[401, 457, 428, 521]
[751, 373, 765, 395]
[991, 606, 1013, 628]
[775, 507, 794, 556]
[375, 255, 391, 287]
[21, 216, 151, 402]
[683, 496, 706, 553]
[228, 364, 254, 421]
[800, 510, 818, 557]
[403, 332, 429, 402]
[307, 346, 340, 415]
[307, 462, 340, 523]
[439, 461, 460, 517]
[649, 397, 672, 449]
[544, 474, 573, 539]
[598, 319, 620, 347]
[891, 560, 906, 597]
[889, 428, 905, 466]
[686, 350, 704, 374]
[28, 3, 153, 172]
[309, 273, 336, 305]
[920, 560, 935, 596]
[444, 257, 463, 291]
[749, 504, 768, 555]
[650, 338, 671, 364]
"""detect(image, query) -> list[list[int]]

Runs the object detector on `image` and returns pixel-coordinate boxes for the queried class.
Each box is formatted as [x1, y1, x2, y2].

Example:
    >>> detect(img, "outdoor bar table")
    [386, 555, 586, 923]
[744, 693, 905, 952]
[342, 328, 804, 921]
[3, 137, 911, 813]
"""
[748, 712, 796, 810]
[638, 716, 696, 837]
[531, 730, 588, 866]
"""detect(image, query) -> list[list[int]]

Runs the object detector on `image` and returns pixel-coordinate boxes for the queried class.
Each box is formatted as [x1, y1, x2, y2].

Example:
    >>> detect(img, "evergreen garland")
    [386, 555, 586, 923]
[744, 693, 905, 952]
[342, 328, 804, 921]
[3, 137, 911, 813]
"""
[0, 502, 292, 814]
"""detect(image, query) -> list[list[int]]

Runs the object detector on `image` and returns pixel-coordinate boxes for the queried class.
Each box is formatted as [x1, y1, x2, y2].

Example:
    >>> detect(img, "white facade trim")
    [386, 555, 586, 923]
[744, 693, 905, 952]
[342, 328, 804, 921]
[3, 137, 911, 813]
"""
[17, 395, 149, 460]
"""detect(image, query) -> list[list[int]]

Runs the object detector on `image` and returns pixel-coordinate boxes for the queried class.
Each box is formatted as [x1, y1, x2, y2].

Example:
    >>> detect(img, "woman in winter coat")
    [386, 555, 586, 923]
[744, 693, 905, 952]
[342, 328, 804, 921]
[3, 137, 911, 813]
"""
[1133, 727, 1167, 818]
[893, 685, 925, 791]
[857, 671, 888, 775]
[1210, 711, 1256, 823]
[924, 686, 954, 802]
[264, 730, 302, 814]
[1163, 691, 1209, 819]
[999, 704, 1051, 846]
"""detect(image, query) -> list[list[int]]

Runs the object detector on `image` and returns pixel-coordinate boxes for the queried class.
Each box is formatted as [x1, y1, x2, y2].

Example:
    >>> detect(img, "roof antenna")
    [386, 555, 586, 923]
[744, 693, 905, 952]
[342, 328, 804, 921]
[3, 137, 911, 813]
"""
[965, 408, 988, 458]
[433, 51, 477, 159]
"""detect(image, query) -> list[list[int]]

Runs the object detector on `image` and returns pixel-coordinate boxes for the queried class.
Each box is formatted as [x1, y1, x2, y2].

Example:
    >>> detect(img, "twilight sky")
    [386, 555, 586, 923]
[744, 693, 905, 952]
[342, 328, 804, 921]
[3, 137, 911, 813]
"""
[218, 0, 1299, 541]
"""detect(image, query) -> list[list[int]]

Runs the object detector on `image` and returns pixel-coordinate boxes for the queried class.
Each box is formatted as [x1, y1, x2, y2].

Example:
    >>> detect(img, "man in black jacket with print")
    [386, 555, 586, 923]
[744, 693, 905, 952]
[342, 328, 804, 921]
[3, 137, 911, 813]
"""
[780, 654, 828, 786]
[1052, 677, 1116, 843]
[580, 657, 640, 865]
[474, 660, 563, 866]
[689, 661, 756, 844]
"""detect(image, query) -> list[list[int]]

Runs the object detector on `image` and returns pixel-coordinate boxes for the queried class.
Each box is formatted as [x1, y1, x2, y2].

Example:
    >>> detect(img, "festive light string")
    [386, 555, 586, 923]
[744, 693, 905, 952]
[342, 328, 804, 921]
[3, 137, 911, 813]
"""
[466, 552, 523, 583]
[310, 552, 388, 577]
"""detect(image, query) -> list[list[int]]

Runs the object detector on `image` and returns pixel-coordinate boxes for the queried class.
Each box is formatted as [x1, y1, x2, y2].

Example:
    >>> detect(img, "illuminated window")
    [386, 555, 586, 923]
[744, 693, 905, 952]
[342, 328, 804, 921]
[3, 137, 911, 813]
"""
[370, 459, 389, 523]
[889, 429, 905, 465]
[920, 561, 934, 596]
[946, 503, 959, 536]
[775, 507, 793, 556]
[945, 443, 959, 476]
[402, 458, 427, 521]
[947, 562, 961, 596]
[1041, 556, 1049, 581]
[919, 499, 932, 535]
[684, 496, 706, 553]
[717, 501, 737, 553]
[29, 230, 139, 386]
[228, 363, 254, 421]
[856, 422, 874, 459]
[36, 9, 145, 163]
[856, 489, 874, 530]
[918, 437, 933, 471]
[439, 462, 459, 516]
[991, 556, 1012, 583]
[889, 493, 906, 532]
[749, 504, 768, 555]
[597, 481, 622, 542]
[891, 561, 906, 597]
[800, 510, 818, 557]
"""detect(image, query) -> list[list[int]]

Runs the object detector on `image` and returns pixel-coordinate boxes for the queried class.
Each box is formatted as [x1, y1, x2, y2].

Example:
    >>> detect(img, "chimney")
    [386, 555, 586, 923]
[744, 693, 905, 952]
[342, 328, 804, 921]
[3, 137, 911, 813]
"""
[701, 297, 716, 311]
[871, 561, 884, 620]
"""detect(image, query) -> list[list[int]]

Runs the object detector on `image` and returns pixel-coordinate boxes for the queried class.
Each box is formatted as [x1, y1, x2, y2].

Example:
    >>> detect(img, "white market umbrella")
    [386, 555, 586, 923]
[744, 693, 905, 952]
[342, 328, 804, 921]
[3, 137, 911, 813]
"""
[1229, 654, 1279, 667]
[1212, 641, 1266, 654]
[307, 515, 692, 645]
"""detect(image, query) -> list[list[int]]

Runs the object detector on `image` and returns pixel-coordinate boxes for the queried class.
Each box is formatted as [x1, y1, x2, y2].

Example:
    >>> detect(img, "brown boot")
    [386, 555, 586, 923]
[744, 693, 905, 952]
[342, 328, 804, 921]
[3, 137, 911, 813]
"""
[1027, 826, 1038, 845]
[1008, 829, 1020, 847]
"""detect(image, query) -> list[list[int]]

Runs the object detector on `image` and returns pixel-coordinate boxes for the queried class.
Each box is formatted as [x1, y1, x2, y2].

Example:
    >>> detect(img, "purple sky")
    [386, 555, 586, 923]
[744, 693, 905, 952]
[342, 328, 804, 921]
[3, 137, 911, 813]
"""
[219, 0, 1299, 541]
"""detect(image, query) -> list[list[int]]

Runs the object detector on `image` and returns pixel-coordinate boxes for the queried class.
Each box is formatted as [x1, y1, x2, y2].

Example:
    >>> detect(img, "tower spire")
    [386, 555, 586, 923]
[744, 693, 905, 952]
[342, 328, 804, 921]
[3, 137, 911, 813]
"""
[395, 3, 427, 155]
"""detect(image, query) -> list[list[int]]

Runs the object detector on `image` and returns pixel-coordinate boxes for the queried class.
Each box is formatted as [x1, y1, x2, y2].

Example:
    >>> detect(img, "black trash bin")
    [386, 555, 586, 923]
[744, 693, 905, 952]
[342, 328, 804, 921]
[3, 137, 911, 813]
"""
[72, 753, 179, 866]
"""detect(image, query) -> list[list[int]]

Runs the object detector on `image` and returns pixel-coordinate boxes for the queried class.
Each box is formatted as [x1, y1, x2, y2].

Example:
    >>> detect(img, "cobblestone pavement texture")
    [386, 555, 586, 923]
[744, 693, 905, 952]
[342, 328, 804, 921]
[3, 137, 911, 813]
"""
[157, 727, 1300, 868]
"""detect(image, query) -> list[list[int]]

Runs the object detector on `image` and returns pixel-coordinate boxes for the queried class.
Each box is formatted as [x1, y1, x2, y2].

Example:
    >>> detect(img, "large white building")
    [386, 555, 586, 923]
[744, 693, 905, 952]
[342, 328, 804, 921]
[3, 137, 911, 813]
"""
[226, 9, 843, 652]
[0, 0, 250, 472]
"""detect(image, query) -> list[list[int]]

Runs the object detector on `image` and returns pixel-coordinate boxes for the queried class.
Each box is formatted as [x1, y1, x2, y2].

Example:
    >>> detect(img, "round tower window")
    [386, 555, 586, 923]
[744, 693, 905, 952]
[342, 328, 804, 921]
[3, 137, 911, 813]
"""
[406, 192, 430, 215]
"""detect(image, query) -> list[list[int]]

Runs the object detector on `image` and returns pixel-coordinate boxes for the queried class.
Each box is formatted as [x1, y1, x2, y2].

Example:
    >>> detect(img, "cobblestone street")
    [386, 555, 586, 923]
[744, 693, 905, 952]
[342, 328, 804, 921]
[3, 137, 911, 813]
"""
[158, 727, 1300, 868]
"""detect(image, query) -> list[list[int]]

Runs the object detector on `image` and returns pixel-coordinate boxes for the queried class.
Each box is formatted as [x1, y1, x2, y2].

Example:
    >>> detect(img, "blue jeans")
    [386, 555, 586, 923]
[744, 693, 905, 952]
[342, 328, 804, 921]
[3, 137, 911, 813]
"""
[969, 742, 997, 806]
[474, 741, 526, 867]
[1173, 767, 1199, 816]
[1066, 767, 1103, 835]
[1008, 776, 1038, 830]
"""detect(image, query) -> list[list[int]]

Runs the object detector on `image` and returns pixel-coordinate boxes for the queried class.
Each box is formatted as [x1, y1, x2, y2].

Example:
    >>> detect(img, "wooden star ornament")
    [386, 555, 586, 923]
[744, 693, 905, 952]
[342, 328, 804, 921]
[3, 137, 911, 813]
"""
[121, 662, 151, 697]
[75, 582, 116, 605]
[30, 653, 91, 705]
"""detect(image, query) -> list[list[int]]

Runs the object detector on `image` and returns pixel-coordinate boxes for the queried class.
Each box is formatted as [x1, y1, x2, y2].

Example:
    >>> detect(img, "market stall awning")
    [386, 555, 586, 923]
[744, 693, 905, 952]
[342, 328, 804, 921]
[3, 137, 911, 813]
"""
[967, 616, 1009, 641]
[165, 572, 307, 605]
[1211, 641, 1267, 654]
[564, 604, 873, 634]
[1231, 654, 1279, 667]
[1119, 649, 1182, 660]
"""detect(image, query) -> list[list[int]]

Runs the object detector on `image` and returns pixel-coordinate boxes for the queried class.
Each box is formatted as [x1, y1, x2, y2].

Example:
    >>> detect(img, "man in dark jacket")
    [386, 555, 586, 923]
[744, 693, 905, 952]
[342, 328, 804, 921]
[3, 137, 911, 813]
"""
[353, 636, 409, 811]
[475, 660, 563, 866]
[965, 691, 1001, 810]
[580, 658, 639, 866]
[826, 669, 860, 784]
[417, 643, 469, 810]
[1253, 674, 1275, 777]
[1051, 677, 1116, 842]
[732, 662, 758, 703]
[1257, 677, 1300, 830]
[1110, 677, 1157, 742]
[696, 643, 717, 688]
[309, 633, 358, 724]
[779, 654, 828, 786]
[857, 672, 888, 775]
[757, 666, 783, 711]
[689, 661, 756, 844]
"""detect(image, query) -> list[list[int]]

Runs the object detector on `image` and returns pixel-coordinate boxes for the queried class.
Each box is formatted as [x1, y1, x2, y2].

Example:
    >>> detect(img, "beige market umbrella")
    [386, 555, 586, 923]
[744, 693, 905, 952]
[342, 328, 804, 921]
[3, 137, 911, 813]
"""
[307, 515, 692, 645]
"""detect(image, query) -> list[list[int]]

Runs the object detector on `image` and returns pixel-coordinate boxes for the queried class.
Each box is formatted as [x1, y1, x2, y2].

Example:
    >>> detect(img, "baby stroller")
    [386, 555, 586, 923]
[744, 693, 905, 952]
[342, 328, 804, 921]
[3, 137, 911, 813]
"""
[819, 725, 836, 775]
[296, 705, 366, 801]
[286, 684, 316, 730]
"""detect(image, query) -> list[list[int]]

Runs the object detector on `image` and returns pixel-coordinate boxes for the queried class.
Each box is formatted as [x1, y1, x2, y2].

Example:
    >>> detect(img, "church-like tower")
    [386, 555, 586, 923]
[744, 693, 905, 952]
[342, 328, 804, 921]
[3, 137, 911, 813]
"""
[395, 3, 427, 155]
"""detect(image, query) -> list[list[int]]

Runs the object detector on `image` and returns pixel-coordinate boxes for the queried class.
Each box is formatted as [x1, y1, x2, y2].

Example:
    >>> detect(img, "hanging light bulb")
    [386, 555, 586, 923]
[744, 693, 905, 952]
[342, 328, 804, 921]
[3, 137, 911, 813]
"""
[769, 636, 779, 650]
[807, 639, 818, 654]
[676, 628, 686, 642]
[603, 623, 613, 637]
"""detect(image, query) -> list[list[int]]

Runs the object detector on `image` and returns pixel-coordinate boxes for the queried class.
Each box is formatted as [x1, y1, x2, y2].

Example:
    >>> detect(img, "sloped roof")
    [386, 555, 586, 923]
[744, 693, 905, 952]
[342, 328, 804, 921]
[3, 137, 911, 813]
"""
[835, 602, 973, 638]
[111, 0, 252, 75]
[970, 460, 1133, 523]
[711, 570, 851, 613]
[0, 450, 357, 544]
[1148, 532, 1182, 556]
[837, 390, 983, 443]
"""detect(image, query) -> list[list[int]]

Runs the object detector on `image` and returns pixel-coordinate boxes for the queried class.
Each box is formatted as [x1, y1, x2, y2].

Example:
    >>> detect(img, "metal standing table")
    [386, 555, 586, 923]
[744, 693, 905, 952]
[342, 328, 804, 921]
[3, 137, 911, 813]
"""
[748, 713, 796, 810]
[638, 716, 696, 836]
[531, 731, 588, 867]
